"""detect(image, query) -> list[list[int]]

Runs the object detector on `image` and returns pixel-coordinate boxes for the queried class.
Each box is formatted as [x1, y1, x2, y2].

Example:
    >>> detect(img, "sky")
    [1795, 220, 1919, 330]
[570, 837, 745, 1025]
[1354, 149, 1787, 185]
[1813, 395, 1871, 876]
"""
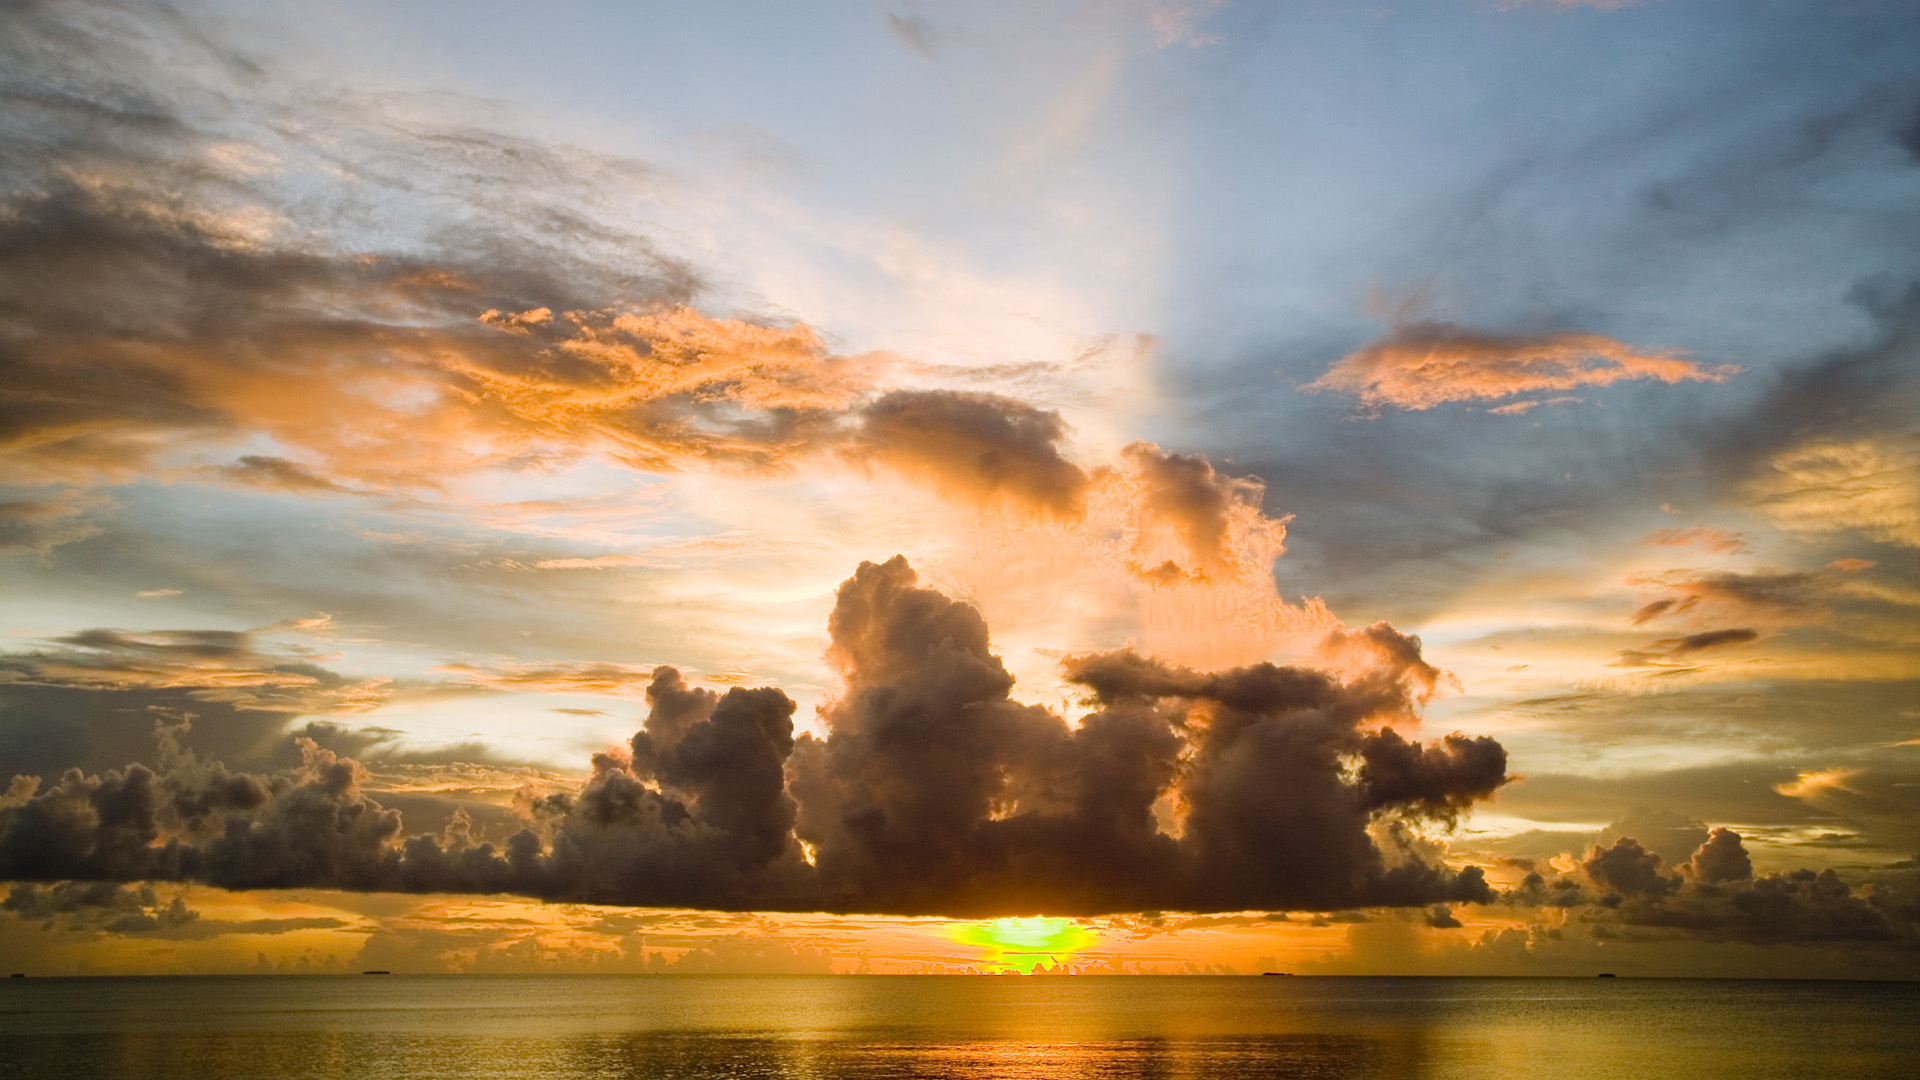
[1, 0, 1917, 977]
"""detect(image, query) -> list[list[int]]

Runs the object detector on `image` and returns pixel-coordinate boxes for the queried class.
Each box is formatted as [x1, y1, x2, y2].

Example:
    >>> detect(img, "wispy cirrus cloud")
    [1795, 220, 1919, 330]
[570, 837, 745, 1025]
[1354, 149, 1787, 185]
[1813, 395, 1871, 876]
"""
[1624, 565, 1871, 628]
[434, 659, 665, 698]
[1745, 436, 1920, 549]
[1642, 526, 1747, 555]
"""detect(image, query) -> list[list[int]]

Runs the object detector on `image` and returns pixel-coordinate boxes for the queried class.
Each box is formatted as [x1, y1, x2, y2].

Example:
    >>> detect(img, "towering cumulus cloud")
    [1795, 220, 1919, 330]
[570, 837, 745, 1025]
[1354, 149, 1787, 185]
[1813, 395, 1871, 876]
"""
[0, 560, 1506, 916]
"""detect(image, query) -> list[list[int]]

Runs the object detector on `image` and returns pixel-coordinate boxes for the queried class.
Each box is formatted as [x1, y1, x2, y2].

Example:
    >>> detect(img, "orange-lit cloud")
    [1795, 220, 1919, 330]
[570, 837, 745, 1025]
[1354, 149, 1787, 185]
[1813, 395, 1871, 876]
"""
[435, 659, 665, 698]
[454, 305, 874, 472]
[1641, 525, 1747, 554]
[1745, 436, 1920, 549]
[1306, 320, 1730, 412]
[1773, 767, 1863, 801]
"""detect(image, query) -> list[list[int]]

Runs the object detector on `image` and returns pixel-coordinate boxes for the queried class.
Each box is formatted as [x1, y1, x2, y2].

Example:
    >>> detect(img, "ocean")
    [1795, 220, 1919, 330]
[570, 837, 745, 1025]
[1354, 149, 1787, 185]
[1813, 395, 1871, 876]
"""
[1, 975, 1915, 1079]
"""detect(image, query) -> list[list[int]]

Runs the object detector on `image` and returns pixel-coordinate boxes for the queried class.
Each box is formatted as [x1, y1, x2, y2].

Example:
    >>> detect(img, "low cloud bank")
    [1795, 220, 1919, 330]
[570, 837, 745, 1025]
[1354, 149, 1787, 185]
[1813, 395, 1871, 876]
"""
[0, 558, 1505, 917]
[1508, 828, 1919, 946]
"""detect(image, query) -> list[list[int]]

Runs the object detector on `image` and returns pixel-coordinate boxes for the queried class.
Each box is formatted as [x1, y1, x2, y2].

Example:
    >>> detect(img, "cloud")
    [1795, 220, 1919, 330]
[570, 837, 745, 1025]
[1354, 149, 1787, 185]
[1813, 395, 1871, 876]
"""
[788, 557, 1500, 914]
[1304, 320, 1731, 413]
[1688, 827, 1752, 884]
[1745, 435, 1920, 549]
[2, 881, 347, 940]
[640, 932, 833, 974]
[1113, 441, 1286, 579]
[212, 455, 350, 494]
[0, 0, 1308, 627]
[0, 0, 1320, 693]
[1612, 627, 1759, 668]
[1712, 281, 1920, 511]
[1624, 566, 1854, 627]
[1584, 837, 1680, 899]
[1641, 526, 1746, 555]
[1512, 829, 1919, 946]
[855, 390, 1090, 518]
[455, 305, 871, 474]
[1149, 1, 1226, 49]
[0, 558, 1505, 917]
[3, 0, 894, 490]
[3, 880, 174, 922]
[0, 496, 102, 554]
[1659, 628, 1760, 653]
[0, 626, 390, 714]
[1596, 807, 1709, 866]
[884, 11, 943, 58]
[436, 660, 664, 698]
[1773, 767, 1862, 801]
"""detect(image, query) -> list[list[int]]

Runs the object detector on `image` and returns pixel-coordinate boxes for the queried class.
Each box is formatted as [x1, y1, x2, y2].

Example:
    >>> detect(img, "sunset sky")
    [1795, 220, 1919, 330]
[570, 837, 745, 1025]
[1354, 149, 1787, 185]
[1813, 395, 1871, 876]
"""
[3, 0, 1918, 977]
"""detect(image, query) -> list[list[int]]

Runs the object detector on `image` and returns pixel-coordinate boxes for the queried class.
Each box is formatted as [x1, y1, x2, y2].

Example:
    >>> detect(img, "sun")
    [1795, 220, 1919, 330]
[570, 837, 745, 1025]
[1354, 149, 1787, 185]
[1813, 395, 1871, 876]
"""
[947, 918, 1098, 973]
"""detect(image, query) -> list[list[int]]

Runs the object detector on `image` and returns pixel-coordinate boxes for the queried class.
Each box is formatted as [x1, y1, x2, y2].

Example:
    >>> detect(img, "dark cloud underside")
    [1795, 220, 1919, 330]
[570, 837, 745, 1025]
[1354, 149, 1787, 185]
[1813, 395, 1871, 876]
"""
[0, 558, 1505, 917]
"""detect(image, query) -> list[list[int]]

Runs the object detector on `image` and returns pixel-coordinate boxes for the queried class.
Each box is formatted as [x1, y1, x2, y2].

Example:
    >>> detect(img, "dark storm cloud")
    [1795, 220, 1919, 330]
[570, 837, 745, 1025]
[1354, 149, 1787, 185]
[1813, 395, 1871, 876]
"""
[1, 879, 344, 938]
[1584, 837, 1680, 899]
[735, 553, 1496, 913]
[0, 558, 1508, 916]
[1511, 829, 1920, 947]
[2, 879, 167, 921]
[1689, 827, 1753, 884]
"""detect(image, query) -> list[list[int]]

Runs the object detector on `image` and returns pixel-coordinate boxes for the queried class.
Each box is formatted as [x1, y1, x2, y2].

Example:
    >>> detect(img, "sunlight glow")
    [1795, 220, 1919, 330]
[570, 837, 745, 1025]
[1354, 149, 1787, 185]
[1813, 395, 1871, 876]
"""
[947, 917, 1098, 973]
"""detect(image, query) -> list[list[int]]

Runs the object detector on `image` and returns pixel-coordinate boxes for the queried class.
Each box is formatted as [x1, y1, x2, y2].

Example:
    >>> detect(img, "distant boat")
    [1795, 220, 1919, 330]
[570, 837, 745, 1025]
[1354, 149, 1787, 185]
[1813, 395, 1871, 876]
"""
[7, 973, 22, 978]
[1597, 973, 1617, 978]
[1260, 971, 1293, 976]
[361, 970, 392, 975]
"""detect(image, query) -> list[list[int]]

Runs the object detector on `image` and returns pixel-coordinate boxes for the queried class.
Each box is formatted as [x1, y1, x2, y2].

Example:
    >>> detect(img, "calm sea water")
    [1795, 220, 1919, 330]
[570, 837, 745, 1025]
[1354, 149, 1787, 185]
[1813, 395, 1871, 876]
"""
[1, 975, 1915, 1079]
